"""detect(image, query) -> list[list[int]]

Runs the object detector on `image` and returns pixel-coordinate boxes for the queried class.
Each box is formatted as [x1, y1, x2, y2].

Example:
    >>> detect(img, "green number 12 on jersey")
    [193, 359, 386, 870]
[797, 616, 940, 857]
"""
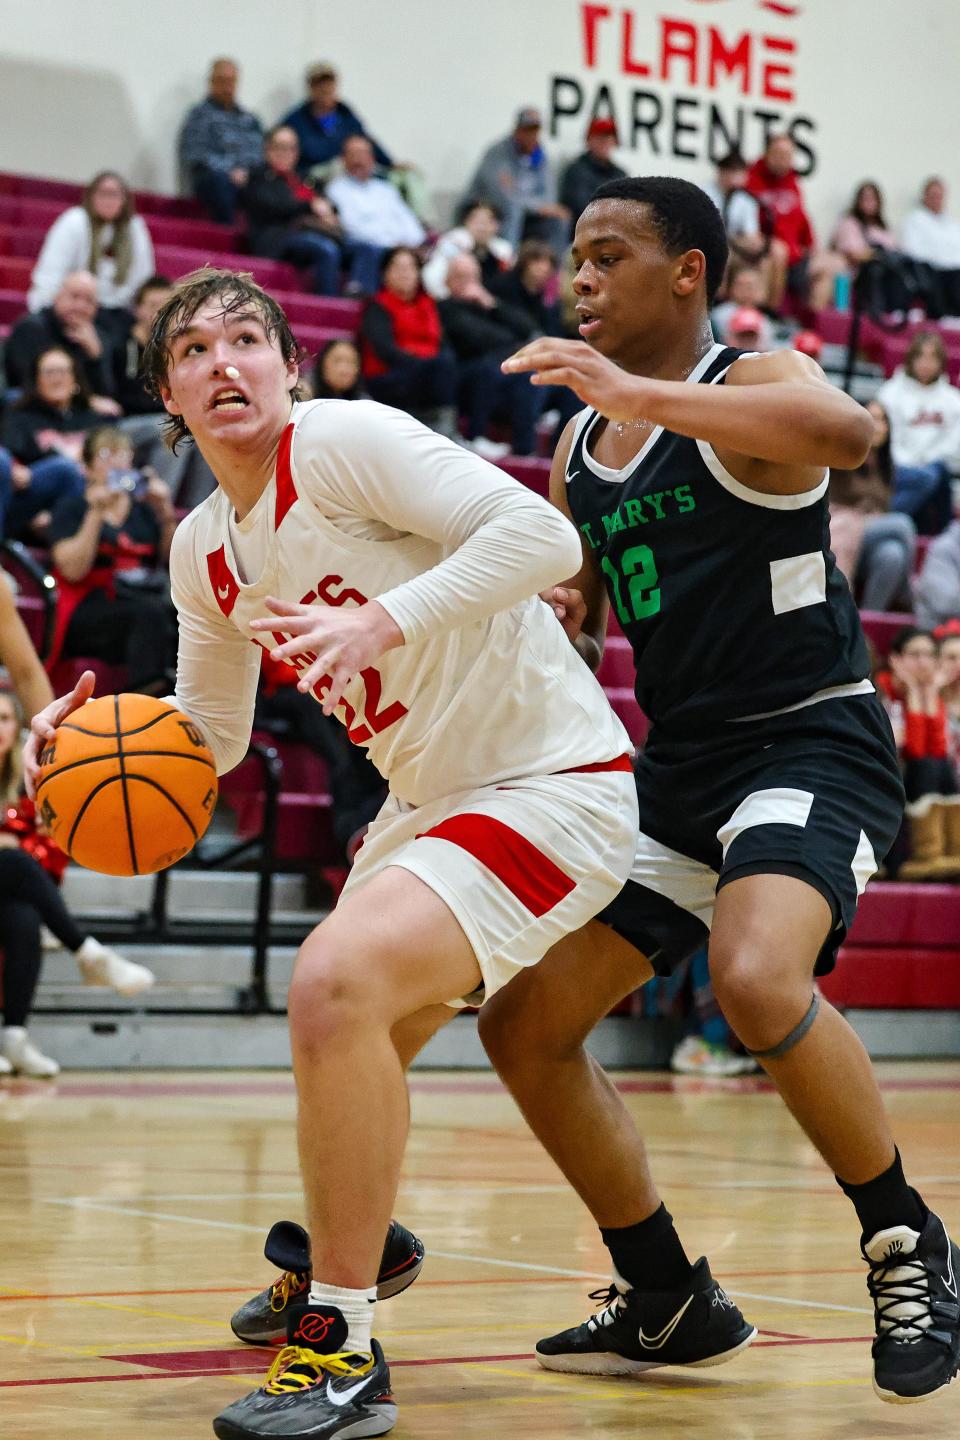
[601, 544, 661, 625]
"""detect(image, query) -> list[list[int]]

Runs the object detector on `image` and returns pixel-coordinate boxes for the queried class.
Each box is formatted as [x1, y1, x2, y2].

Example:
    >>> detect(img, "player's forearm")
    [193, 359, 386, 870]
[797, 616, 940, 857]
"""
[633, 378, 873, 470]
[377, 499, 583, 645]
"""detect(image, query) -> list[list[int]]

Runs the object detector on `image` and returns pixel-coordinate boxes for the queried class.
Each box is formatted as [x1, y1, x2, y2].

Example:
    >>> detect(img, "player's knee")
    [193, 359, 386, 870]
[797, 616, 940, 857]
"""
[288, 939, 380, 1051]
[479, 976, 586, 1071]
[709, 944, 775, 1022]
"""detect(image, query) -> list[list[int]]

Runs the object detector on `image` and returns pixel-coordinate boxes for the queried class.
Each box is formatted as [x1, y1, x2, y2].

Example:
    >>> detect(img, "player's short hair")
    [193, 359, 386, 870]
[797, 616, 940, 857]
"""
[142, 266, 305, 451]
[586, 175, 729, 305]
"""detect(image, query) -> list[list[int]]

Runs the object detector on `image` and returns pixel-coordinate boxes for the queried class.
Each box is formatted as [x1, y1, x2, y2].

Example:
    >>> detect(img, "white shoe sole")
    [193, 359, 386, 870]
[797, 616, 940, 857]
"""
[536, 1326, 758, 1376]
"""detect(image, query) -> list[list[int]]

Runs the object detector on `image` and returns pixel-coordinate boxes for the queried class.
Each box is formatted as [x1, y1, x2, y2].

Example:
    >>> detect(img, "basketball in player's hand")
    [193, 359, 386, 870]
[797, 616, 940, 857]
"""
[35, 694, 218, 876]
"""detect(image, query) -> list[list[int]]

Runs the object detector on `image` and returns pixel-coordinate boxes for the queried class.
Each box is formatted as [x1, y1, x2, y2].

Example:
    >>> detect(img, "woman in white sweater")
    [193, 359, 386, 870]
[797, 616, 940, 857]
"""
[27, 171, 155, 316]
[876, 330, 960, 534]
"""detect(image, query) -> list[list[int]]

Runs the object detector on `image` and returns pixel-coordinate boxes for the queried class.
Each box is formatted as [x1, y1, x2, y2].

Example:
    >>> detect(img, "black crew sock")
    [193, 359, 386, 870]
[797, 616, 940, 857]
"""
[600, 1203, 695, 1292]
[836, 1148, 927, 1240]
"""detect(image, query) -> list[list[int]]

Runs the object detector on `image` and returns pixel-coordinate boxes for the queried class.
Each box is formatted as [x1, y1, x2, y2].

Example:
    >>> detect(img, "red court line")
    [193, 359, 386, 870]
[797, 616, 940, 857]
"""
[0, 1337, 878, 1390]
[10, 1073, 960, 1101]
[0, 1352, 536, 1389]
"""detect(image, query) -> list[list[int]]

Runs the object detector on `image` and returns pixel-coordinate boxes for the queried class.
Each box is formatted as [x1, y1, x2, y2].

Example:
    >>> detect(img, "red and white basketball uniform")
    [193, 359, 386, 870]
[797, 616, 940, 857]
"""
[170, 399, 637, 1002]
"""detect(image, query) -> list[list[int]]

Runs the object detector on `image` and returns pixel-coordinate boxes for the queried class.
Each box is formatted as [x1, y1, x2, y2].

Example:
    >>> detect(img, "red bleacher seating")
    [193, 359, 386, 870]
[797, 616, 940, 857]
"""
[860, 609, 914, 655]
[824, 883, 960, 1009]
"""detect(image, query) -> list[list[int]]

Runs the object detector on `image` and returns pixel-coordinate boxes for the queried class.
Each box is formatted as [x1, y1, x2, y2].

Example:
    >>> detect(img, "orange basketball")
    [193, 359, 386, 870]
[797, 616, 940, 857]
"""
[35, 694, 218, 876]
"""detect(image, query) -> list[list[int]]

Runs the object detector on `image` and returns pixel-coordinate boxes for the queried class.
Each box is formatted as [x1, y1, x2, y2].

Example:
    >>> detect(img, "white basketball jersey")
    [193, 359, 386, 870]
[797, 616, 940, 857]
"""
[170, 399, 629, 806]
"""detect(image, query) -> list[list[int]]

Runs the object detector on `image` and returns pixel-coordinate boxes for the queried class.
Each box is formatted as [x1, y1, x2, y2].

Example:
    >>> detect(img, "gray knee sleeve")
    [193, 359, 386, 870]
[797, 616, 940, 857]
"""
[747, 993, 820, 1061]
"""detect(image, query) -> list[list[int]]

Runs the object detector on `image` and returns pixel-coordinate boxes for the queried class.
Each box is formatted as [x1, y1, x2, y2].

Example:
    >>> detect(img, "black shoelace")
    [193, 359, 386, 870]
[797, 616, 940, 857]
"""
[867, 1254, 932, 1345]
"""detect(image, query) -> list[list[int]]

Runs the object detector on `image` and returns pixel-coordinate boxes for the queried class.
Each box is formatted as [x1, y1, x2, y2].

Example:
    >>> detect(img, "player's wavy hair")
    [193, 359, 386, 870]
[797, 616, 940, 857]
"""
[142, 266, 306, 451]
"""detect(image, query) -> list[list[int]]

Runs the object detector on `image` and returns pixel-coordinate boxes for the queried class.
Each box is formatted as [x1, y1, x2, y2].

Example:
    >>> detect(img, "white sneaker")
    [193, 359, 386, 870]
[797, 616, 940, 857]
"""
[671, 1036, 757, 1077]
[2, 1027, 60, 1077]
[0, 1052, 12, 1076]
[466, 436, 511, 461]
[76, 938, 155, 997]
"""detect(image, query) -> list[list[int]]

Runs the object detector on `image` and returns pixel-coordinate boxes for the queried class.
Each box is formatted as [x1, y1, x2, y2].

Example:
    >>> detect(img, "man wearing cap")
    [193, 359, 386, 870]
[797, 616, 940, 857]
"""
[179, 58, 264, 224]
[279, 63, 394, 179]
[560, 118, 628, 226]
[463, 108, 570, 254]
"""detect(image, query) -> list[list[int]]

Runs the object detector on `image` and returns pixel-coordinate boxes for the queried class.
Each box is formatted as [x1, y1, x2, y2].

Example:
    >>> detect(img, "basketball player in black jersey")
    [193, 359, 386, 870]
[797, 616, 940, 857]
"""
[486, 177, 960, 1405]
[227, 178, 955, 1406]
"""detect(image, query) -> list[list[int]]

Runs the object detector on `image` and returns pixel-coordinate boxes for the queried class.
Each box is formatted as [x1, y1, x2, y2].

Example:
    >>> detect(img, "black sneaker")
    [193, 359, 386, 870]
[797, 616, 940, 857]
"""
[214, 1303, 395, 1439]
[866, 1212, 960, 1403]
[536, 1257, 756, 1375]
[230, 1219, 425, 1346]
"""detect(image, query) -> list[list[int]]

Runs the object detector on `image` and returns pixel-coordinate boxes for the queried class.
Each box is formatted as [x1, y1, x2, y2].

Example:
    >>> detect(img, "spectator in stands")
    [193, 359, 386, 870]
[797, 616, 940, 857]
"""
[312, 340, 366, 401]
[26, 172, 155, 323]
[900, 178, 960, 317]
[179, 57, 263, 224]
[46, 427, 178, 694]
[279, 61, 393, 179]
[5, 272, 119, 402]
[711, 266, 774, 349]
[490, 240, 580, 442]
[702, 149, 790, 308]
[109, 275, 207, 500]
[2, 351, 100, 538]
[359, 247, 457, 435]
[877, 331, 960, 535]
[241, 127, 348, 296]
[255, 653, 386, 864]
[878, 626, 960, 878]
[560, 118, 627, 226]
[723, 306, 769, 352]
[832, 181, 896, 268]
[422, 201, 514, 300]
[0, 687, 154, 1077]
[325, 137, 425, 293]
[936, 620, 960, 766]
[2, 345, 109, 540]
[463, 107, 570, 254]
[746, 134, 844, 310]
[915, 520, 960, 629]
[829, 400, 916, 610]
[439, 252, 541, 458]
[110, 276, 172, 417]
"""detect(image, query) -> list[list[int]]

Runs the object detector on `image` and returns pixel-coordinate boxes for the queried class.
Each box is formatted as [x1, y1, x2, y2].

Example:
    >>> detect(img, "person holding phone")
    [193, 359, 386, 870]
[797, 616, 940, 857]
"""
[45, 426, 178, 692]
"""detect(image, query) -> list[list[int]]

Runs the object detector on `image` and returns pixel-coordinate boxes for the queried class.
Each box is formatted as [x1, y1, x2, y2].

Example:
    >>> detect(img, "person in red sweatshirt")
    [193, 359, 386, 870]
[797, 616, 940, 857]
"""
[877, 625, 960, 876]
[746, 134, 844, 311]
[358, 246, 458, 437]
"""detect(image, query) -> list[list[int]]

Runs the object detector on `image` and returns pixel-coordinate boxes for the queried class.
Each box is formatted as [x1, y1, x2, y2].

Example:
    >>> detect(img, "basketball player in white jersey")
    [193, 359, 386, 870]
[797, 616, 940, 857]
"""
[24, 267, 638, 1440]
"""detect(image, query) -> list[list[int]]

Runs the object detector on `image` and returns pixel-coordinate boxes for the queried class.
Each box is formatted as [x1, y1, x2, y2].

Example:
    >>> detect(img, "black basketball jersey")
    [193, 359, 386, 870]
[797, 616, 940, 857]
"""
[565, 343, 871, 738]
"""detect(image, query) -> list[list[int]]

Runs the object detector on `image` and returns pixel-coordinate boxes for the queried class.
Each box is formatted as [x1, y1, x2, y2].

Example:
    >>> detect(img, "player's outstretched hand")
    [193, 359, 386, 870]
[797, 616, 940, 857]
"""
[540, 585, 586, 642]
[23, 669, 96, 798]
[503, 338, 646, 422]
[251, 598, 404, 717]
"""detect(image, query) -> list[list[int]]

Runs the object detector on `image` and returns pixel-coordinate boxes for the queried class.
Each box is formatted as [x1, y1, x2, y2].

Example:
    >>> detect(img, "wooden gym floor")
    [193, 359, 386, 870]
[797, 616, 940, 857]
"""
[1, 1063, 958, 1438]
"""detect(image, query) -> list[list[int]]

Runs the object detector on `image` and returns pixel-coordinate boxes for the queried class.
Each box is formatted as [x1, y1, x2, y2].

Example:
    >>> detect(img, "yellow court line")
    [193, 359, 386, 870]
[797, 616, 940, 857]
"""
[0, 1332, 123, 1359]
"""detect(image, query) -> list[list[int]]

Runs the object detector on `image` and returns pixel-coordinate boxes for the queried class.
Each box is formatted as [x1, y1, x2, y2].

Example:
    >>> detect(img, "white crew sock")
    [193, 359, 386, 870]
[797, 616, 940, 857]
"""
[308, 1281, 376, 1355]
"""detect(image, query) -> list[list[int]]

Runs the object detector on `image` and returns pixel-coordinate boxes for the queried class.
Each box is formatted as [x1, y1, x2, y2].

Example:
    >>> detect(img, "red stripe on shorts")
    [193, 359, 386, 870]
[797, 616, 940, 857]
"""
[420, 813, 576, 918]
[275, 423, 297, 528]
[559, 753, 633, 776]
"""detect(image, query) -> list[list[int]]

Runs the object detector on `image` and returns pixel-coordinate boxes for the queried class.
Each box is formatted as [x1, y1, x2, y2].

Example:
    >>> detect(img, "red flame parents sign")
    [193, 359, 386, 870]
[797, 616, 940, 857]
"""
[548, 0, 817, 174]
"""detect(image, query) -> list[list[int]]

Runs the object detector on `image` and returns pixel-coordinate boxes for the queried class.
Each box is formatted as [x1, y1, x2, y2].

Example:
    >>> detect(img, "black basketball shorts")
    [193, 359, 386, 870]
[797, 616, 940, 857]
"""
[598, 694, 906, 977]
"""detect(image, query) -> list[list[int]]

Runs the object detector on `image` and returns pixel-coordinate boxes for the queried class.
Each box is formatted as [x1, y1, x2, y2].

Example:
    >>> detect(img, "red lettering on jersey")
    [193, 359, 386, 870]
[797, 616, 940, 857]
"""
[346, 667, 409, 745]
[275, 423, 297, 528]
[206, 545, 239, 616]
[317, 575, 369, 608]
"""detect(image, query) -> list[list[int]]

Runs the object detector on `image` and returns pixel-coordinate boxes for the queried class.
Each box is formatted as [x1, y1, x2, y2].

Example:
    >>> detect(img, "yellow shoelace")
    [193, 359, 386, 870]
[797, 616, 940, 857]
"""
[269, 1270, 310, 1313]
[264, 1345, 375, 1396]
